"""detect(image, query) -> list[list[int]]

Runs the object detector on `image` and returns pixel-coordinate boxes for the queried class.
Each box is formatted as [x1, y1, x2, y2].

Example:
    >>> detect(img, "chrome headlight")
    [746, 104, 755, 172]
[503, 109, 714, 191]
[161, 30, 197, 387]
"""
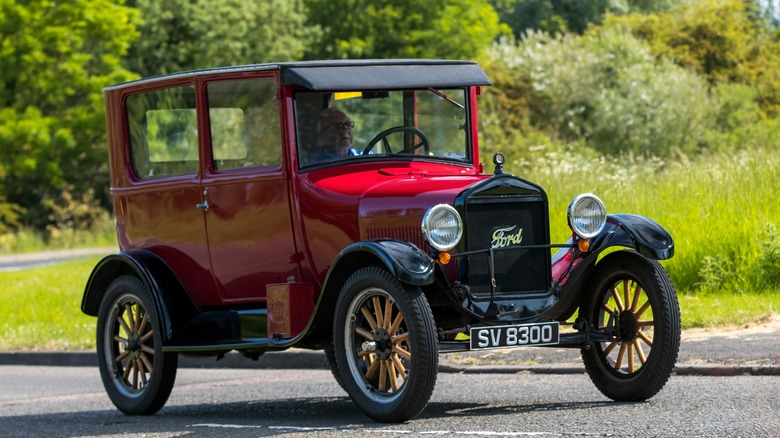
[422, 204, 463, 251]
[568, 194, 606, 239]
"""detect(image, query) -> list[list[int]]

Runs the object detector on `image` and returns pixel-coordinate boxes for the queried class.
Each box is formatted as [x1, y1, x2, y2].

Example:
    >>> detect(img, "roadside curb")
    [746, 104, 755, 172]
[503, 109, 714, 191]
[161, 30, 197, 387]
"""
[2, 351, 778, 376]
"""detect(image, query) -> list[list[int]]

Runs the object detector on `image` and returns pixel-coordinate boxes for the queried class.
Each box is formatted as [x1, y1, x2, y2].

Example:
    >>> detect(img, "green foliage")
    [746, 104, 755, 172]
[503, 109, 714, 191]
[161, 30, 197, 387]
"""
[304, 0, 508, 60]
[125, 0, 319, 76]
[0, 0, 139, 230]
[758, 223, 780, 288]
[43, 188, 110, 235]
[698, 255, 736, 290]
[483, 28, 715, 157]
[491, 0, 688, 37]
[604, 0, 780, 116]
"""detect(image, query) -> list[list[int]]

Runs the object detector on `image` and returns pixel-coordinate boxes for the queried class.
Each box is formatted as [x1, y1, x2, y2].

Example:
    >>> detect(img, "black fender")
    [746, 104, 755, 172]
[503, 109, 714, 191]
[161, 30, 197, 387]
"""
[546, 214, 673, 321]
[326, 239, 436, 287]
[296, 239, 435, 349]
[592, 214, 674, 260]
[81, 251, 200, 342]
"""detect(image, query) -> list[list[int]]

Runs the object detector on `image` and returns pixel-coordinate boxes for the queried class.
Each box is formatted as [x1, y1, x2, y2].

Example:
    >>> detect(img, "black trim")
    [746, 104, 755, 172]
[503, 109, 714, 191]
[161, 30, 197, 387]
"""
[105, 59, 491, 92]
[600, 214, 674, 260]
[82, 251, 200, 341]
[282, 61, 491, 90]
[326, 240, 436, 287]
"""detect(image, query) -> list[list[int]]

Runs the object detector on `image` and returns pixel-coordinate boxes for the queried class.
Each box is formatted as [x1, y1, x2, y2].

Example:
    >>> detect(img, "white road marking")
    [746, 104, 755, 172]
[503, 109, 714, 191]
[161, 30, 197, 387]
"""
[190, 424, 566, 436]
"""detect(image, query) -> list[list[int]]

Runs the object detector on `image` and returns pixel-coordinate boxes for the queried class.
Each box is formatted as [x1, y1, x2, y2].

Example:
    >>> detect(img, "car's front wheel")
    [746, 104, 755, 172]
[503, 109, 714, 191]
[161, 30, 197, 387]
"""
[334, 266, 438, 422]
[96, 275, 178, 415]
[580, 251, 680, 401]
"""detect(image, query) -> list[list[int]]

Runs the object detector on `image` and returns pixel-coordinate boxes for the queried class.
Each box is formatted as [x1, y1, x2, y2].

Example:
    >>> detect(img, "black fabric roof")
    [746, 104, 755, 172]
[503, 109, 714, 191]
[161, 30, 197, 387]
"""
[280, 59, 491, 90]
[104, 59, 491, 91]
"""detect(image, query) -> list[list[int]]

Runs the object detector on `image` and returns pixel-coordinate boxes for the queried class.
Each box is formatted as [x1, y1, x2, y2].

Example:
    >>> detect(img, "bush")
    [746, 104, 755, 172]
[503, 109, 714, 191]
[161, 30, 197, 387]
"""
[603, 0, 780, 117]
[758, 223, 780, 289]
[484, 27, 716, 157]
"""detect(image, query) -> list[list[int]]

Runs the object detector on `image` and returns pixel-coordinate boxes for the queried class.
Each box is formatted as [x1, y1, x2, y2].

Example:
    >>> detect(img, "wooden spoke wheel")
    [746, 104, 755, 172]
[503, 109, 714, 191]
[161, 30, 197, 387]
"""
[581, 251, 680, 402]
[97, 276, 177, 415]
[334, 267, 438, 423]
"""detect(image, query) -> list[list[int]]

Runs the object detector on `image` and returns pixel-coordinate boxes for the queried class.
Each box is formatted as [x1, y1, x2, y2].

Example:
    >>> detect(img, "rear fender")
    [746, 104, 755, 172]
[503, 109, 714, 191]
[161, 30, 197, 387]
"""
[81, 251, 199, 342]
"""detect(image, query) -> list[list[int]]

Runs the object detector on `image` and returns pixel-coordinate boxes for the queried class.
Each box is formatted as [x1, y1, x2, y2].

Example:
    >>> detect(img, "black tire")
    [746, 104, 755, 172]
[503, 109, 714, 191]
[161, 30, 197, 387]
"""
[96, 275, 178, 415]
[580, 251, 680, 401]
[333, 266, 438, 422]
[324, 342, 346, 392]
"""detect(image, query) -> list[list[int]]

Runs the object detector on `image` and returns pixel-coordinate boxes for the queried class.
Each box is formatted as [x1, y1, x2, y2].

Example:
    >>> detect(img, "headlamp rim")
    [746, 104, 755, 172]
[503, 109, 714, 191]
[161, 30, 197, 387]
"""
[567, 193, 607, 239]
[421, 204, 463, 252]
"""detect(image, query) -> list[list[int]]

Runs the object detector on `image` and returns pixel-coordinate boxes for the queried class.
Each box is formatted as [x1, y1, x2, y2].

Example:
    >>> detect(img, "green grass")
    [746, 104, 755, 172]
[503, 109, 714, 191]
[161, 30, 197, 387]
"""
[1, 256, 777, 351]
[679, 291, 779, 328]
[0, 257, 99, 351]
[0, 220, 117, 255]
[518, 147, 780, 294]
[2, 147, 778, 350]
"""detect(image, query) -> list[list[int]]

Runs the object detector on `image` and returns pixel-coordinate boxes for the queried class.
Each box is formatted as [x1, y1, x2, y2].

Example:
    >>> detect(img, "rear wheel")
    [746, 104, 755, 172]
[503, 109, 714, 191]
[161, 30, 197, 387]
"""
[334, 266, 438, 422]
[96, 275, 178, 415]
[580, 251, 680, 401]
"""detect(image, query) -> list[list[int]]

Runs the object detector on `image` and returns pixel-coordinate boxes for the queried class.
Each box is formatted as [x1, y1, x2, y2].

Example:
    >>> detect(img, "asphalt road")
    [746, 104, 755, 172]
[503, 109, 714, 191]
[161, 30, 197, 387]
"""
[0, 248, 114, 272]
[1, 366, 778, 437]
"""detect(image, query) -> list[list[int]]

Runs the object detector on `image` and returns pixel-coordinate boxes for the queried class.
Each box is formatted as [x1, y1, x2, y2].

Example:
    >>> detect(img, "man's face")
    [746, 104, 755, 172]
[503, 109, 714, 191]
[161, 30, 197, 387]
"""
[319, 111, 354, 154]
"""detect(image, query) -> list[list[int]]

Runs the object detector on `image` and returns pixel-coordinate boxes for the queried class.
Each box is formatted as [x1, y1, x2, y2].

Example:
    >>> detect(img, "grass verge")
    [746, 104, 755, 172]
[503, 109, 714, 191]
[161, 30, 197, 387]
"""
[1, 257, 778, 351]
[1, 257, 98, 351]
[0, 220, 117, 255]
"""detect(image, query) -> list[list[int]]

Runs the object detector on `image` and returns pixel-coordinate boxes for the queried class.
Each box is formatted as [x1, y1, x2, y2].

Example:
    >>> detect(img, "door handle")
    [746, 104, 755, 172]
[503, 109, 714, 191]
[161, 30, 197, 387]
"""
[195, 200, 209, 211]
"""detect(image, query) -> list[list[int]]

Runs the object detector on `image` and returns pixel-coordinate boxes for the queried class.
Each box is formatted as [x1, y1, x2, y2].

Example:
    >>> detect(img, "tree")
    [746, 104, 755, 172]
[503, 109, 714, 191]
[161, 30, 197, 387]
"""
[124, 0, 320, 77]
[0, 0, 139, 230]
[603, 0, 780, 116]
[491, 0, 688, 37]
[303, 0, 508, 60]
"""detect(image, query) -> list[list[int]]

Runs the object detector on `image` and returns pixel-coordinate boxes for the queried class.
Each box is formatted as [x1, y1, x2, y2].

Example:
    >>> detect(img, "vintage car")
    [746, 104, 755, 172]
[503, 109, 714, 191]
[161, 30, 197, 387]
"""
[81, 59, 680, 422]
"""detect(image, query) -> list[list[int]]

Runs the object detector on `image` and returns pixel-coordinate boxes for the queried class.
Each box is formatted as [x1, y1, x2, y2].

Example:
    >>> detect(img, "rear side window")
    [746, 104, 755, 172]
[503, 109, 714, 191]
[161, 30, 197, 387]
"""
[126, 86, 198, 179]
[207, 78, 281, 171]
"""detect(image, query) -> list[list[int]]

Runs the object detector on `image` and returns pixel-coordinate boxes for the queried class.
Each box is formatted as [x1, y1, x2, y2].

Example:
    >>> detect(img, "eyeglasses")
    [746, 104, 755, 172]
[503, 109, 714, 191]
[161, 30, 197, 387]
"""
[322, 120, 355, 131]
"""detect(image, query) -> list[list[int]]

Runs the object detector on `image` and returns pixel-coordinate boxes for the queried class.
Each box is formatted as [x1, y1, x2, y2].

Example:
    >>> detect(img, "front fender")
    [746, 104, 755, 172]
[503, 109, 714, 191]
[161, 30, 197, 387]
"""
[548, 214, 673, 321]
[327, 239, 436, 287]
[296, 239, 435, 349]
[592, 214, 674, 260]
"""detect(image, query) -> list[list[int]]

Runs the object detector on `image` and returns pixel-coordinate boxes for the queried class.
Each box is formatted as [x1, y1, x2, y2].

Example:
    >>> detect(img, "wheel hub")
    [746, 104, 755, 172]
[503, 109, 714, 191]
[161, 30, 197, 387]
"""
[372, 328, 393, 360]
[618, 310, 638, 341]
[126, 332, 142, 359]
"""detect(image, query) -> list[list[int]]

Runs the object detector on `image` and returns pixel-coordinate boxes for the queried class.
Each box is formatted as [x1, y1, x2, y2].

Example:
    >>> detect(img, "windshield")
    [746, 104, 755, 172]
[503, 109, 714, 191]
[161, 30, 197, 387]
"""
[294, 89, 471, 168]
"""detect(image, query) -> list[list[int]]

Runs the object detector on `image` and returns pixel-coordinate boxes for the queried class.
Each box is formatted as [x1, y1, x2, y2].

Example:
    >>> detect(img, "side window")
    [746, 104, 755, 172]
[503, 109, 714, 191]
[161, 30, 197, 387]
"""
[207, 78, 281, 171]
[126, 86, 198, 179]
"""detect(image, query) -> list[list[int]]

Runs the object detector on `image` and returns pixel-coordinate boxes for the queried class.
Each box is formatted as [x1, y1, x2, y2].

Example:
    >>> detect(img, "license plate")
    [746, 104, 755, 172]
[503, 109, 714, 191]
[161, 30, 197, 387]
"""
[469, 322, 560, 350]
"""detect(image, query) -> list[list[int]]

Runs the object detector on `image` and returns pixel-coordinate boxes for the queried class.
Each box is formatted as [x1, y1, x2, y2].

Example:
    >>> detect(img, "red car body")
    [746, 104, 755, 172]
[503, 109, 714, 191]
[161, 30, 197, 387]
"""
[82, 60, 680, 422]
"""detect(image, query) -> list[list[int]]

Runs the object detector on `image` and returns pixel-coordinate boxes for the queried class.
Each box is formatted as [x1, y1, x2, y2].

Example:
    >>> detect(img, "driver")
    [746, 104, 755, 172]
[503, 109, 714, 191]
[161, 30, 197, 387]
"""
[315, 108, 359, 161]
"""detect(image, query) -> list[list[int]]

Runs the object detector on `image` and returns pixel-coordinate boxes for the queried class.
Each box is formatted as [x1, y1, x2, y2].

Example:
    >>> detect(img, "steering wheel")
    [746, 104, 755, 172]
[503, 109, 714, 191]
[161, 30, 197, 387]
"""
[362, 126, 430, 155]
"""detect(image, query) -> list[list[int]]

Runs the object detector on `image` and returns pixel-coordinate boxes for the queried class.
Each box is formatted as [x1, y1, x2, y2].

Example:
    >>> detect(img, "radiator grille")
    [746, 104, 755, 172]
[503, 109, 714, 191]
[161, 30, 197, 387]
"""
[366, 226, 428, 252]
[465, 197, 549, 294]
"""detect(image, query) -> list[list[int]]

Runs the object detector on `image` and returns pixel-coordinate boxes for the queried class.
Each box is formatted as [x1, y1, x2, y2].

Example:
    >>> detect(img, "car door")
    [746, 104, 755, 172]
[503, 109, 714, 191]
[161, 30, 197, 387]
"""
[198, 75, 299, 304]
[118, 83, 218, 308]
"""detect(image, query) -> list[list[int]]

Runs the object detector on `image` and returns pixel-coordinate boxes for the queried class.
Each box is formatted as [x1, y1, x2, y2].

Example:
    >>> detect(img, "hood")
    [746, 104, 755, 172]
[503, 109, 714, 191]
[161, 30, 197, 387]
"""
[297, 161, 489, 278]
